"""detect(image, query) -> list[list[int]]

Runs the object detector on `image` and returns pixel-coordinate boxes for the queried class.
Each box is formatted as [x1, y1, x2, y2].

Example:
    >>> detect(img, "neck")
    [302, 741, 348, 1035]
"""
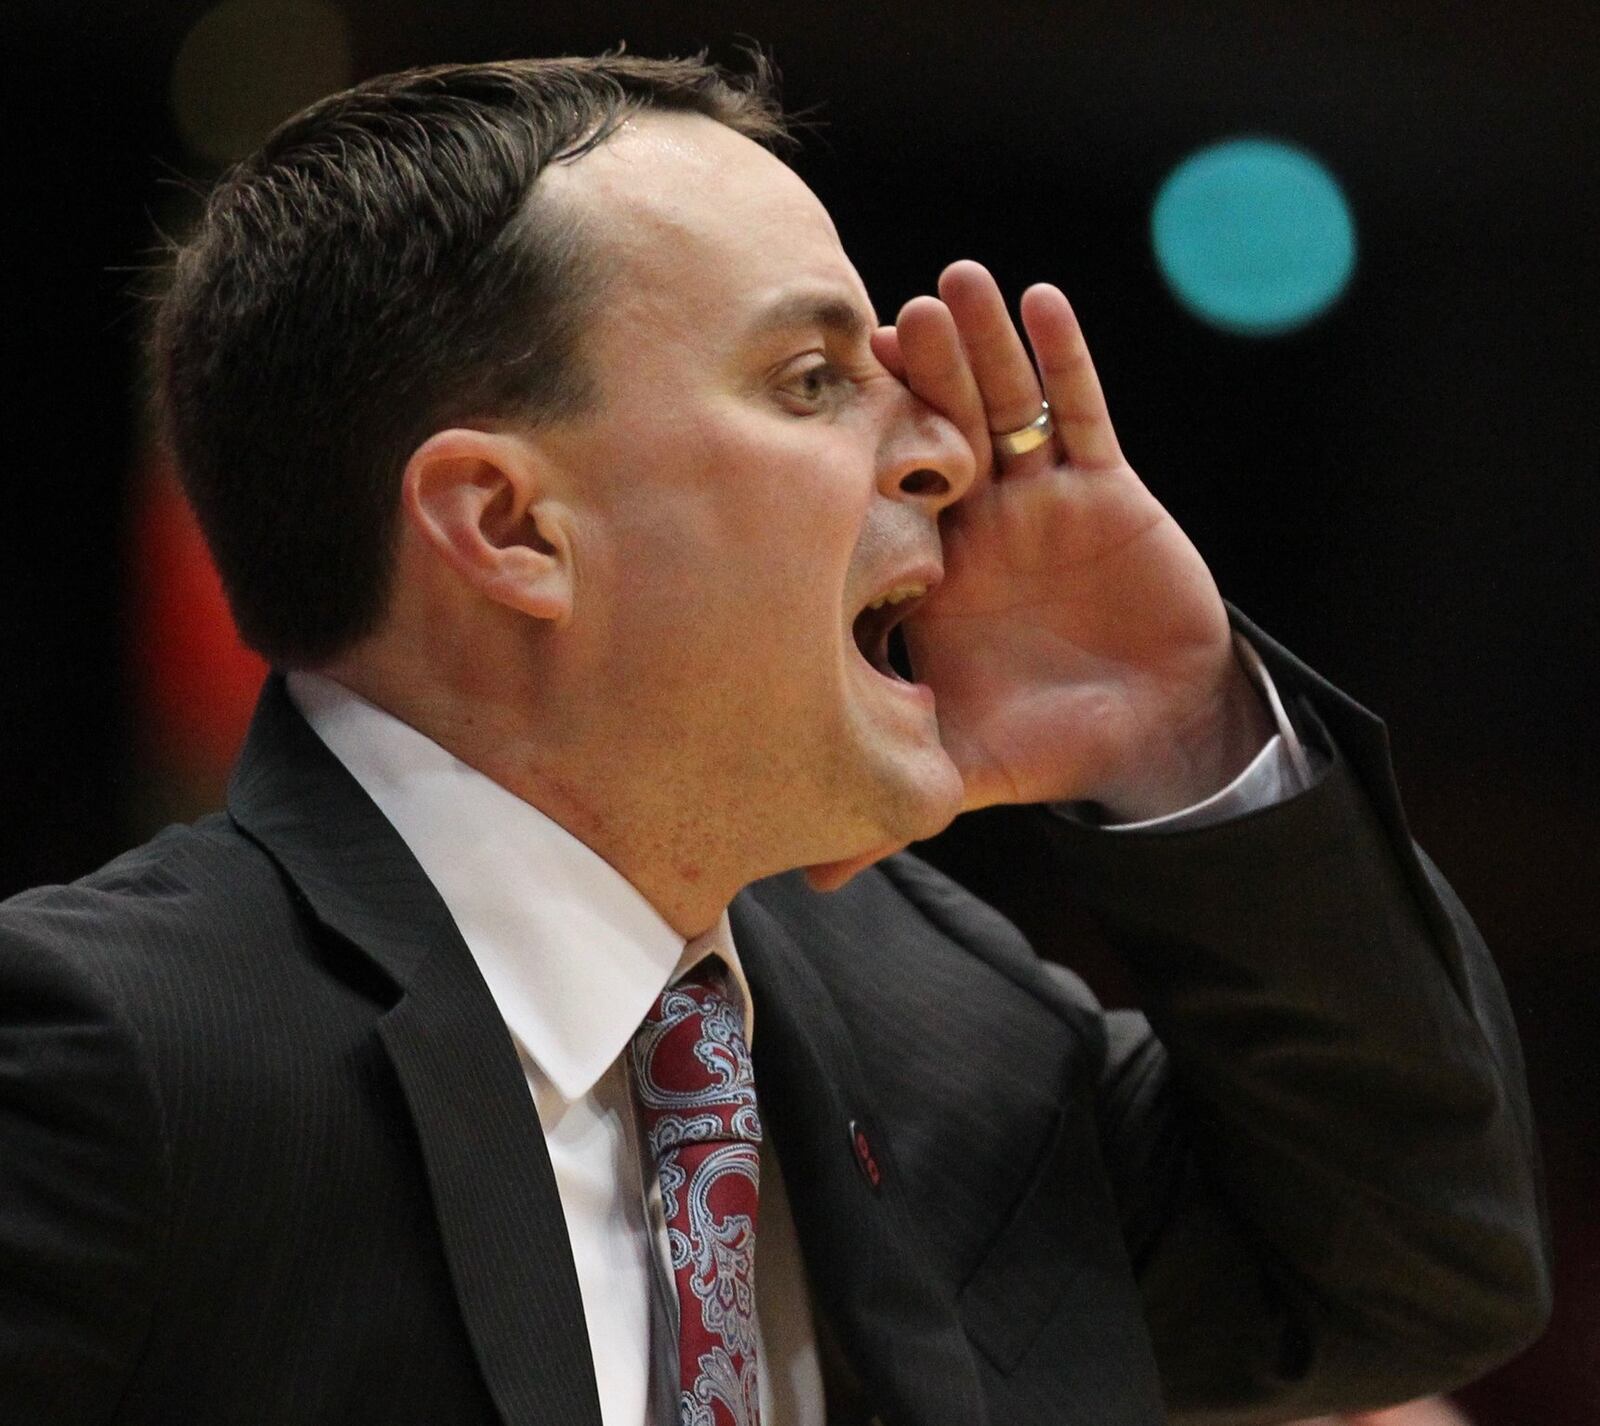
[318, 657, 742, 939]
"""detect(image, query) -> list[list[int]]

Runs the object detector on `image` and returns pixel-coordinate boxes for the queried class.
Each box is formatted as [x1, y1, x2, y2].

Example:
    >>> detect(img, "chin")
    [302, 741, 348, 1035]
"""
[873, 747, 964, 844]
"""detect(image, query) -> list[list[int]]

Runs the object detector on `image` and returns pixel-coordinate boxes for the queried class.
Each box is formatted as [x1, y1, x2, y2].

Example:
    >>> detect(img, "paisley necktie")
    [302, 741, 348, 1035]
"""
[629, 961, 764, 1426]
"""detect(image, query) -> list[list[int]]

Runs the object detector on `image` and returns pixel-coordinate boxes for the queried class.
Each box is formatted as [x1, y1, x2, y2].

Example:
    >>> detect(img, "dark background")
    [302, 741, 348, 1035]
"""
[4, 2, 1596, 1420]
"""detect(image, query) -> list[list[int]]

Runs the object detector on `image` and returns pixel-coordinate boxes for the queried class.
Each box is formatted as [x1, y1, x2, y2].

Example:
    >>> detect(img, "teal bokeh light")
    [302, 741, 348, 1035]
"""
[1151, 137, 1356, 336]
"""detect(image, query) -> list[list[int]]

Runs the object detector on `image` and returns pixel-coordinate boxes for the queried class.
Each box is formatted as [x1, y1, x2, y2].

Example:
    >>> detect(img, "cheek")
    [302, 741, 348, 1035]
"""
[735, 481, 866, 657]
[582, 417, 869, 659]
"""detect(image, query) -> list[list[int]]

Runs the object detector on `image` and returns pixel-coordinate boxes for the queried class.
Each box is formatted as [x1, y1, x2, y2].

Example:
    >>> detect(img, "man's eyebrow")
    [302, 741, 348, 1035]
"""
[742, 290, 874, 346]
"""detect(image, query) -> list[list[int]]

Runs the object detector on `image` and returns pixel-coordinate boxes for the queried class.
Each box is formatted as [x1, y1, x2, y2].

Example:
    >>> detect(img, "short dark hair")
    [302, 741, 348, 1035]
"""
[151, 54, 788, 667]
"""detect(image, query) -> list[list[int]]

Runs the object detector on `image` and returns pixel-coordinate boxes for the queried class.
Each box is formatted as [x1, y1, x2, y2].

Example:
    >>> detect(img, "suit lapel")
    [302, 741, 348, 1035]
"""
[228, 677, 603, 1426]
[731, 891, 988, 1426]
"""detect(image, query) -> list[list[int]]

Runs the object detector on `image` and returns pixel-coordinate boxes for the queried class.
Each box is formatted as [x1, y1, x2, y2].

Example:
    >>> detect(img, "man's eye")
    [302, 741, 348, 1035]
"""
[779, 361, 851, 410]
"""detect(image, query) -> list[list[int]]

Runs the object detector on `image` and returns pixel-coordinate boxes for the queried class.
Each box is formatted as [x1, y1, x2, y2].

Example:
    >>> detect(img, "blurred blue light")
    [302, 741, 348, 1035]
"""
[1151, 137, 1356, 336]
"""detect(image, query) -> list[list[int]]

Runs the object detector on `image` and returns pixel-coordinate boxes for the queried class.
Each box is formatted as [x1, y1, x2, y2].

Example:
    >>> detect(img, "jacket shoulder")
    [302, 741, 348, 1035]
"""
[0, 813, 333, 1077]
[1, 813, 297, 967]
[748, 851, 1105, 1023]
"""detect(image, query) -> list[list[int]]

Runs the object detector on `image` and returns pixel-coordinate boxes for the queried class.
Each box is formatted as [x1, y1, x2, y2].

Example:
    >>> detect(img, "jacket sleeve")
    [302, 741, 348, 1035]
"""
[1034, 612, 1552, 1424]
[0, 914, 166, 1423]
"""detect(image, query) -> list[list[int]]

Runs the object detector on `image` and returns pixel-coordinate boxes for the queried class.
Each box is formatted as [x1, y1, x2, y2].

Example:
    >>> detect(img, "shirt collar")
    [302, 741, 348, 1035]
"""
[286, 672, 754, 1104]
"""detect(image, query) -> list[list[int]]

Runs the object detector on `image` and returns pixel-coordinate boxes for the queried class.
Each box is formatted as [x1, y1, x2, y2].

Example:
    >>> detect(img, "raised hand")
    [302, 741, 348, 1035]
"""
[878, 261, 1270, 820]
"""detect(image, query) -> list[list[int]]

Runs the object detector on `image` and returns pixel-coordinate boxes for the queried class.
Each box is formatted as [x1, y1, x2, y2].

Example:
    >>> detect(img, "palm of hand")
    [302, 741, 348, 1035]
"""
[910, 455, 1231, 811]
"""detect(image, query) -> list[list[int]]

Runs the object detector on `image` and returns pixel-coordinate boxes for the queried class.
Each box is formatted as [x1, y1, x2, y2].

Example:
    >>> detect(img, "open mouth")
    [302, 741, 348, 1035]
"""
[851, 584, 925, 683]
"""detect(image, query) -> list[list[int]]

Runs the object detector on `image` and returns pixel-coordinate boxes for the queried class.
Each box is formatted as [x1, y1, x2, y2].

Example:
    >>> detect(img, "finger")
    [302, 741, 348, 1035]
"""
[1018, 283, 1124, 470]
[870, 325, 907, 380]
[937, 260, 1049, 443]
[894, 296, 993, 480]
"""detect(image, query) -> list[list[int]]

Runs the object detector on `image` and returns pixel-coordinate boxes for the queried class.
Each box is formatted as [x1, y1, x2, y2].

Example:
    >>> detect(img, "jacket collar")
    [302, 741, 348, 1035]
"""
[226, 673, 453, 992]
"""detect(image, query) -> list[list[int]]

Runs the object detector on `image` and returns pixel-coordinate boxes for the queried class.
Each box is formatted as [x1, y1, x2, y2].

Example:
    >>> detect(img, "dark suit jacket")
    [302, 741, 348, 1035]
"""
[0, 622, 1551, 1425]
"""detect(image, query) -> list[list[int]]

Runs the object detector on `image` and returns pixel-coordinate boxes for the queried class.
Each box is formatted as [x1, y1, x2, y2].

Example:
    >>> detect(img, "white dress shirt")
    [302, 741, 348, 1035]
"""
[287, 650, 1309, 1425]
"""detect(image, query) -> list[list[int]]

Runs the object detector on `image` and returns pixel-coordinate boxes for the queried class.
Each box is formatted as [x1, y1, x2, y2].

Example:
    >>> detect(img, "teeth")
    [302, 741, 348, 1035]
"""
[864, 582, 927, 611]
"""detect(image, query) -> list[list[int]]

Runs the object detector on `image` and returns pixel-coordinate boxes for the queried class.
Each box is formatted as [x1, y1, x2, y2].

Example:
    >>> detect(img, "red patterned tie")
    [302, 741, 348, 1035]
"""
[629, 962, 764, 1426]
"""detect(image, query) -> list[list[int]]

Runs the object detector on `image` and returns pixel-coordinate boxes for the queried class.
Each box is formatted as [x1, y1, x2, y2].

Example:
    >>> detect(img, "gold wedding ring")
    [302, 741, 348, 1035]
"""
[991, 402, 1053, 460]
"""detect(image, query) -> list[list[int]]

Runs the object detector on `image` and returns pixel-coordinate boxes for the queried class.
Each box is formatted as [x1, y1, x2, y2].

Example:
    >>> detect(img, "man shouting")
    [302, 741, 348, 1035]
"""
[0, 54, 1549, 1426]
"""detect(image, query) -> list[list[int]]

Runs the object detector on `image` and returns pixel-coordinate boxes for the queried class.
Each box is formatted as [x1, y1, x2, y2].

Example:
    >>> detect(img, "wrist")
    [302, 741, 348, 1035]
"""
[1095, 657, 1275, 822]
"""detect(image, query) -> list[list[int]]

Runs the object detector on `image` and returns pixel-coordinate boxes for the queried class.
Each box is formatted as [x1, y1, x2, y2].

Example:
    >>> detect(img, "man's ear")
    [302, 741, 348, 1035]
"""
[401, 427, 574, 624]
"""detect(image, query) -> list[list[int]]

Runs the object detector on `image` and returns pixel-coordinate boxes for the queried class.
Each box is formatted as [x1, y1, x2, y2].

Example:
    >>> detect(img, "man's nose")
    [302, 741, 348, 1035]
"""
[875, 387, 978, 515]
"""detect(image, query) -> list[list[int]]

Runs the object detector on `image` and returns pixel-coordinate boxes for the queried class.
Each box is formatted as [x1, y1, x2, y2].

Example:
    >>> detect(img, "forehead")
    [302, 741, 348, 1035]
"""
[540, 112, 873, 350]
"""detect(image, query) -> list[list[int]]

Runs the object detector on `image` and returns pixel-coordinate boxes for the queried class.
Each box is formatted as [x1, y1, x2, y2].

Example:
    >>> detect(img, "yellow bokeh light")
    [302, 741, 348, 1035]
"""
[170, 0, 354, 166]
